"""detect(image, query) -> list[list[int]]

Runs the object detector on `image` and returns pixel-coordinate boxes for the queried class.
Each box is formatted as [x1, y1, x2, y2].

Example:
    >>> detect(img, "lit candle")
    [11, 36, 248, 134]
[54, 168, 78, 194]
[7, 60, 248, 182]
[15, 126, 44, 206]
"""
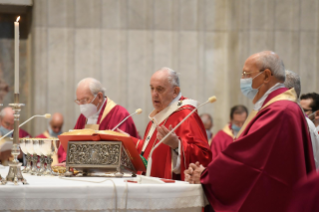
[14, 16, 20, 94]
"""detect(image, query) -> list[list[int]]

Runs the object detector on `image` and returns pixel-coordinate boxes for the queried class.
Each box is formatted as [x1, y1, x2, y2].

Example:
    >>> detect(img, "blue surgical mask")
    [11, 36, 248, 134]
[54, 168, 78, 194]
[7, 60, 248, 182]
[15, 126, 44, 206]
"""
[240, 72, 263, 99]
[0, 126, 12, 137]
[48, 127, 62, 138]
[231, 124, 241, 132]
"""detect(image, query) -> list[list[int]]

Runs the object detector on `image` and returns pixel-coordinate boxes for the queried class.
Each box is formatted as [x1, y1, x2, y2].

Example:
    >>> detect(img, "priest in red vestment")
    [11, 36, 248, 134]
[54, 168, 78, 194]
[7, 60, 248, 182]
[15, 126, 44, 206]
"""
[37, 113, 64, 138]
[57, 78, 139, 163]
[185, 51, 316, 212]
[132, 67, 212, 180]
[210, 105, 248, 160]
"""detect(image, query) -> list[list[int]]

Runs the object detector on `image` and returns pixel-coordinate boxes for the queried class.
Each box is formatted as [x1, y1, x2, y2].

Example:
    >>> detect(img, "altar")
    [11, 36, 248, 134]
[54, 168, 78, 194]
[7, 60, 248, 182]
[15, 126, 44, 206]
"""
[0, 166, 207, 212]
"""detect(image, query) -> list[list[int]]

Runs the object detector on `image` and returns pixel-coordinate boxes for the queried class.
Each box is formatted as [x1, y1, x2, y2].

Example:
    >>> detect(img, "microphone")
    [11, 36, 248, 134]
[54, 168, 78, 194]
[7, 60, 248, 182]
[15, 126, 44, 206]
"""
[146, 96, 217, 177]
[111, 108, 142, 131]
[0, 113, 51, 140]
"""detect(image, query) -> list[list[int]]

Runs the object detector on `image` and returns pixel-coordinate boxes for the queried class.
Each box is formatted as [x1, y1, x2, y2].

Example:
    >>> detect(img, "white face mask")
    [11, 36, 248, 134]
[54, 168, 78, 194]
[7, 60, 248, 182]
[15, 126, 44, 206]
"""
[79, 95, 99, 118]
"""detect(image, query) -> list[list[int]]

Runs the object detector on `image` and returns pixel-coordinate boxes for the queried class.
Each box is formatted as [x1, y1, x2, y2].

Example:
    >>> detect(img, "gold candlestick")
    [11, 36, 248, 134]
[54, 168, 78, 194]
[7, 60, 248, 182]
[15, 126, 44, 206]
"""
[1, 94, 27, 185]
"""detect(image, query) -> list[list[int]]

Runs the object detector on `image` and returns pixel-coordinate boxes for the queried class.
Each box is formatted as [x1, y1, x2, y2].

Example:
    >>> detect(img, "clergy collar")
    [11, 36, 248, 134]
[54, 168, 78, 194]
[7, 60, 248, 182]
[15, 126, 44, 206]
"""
[87, 97, 107, 124]
[148, 92, 182, 124]
[254, 83, 285, 111]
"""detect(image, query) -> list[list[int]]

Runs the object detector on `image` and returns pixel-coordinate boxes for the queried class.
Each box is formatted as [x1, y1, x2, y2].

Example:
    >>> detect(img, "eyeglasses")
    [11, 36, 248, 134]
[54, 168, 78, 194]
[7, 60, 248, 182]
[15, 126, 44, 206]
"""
[241, 69, 265, 78]
[74, 95, 96, 105]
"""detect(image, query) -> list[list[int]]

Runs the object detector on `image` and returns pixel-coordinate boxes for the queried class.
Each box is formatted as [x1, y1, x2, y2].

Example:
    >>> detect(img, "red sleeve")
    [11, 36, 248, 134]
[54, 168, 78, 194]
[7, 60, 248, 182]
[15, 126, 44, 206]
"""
[170, 108, 212, 180]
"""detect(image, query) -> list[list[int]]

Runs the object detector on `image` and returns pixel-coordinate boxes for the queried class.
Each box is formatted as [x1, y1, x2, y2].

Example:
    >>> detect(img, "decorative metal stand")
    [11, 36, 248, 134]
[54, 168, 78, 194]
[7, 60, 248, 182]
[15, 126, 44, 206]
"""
[65, 141, 136, 177]
[1, 94, 27, 185]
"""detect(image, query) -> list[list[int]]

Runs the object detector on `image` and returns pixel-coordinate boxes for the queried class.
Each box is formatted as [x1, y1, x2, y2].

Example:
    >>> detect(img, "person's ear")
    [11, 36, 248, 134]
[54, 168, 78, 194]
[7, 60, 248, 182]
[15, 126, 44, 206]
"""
[315, 110, 319, 120]
[263, 69, 272, 83]
[97, 92, 103, 101]
[173, 86, 180, 97]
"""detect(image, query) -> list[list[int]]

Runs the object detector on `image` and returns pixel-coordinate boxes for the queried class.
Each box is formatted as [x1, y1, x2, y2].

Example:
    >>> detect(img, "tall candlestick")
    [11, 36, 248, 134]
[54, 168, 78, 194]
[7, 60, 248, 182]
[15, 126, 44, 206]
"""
[14, 16, 20, 94]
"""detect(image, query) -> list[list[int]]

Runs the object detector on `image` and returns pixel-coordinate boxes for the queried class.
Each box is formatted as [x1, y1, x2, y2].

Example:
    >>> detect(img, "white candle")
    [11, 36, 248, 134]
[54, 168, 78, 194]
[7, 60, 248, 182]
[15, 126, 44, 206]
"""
[14, 16, 20, 94]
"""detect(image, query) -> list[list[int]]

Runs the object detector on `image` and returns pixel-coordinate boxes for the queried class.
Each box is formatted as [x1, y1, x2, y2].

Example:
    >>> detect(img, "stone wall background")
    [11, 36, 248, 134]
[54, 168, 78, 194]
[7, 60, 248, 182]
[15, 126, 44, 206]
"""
[28, 0, 319, 136]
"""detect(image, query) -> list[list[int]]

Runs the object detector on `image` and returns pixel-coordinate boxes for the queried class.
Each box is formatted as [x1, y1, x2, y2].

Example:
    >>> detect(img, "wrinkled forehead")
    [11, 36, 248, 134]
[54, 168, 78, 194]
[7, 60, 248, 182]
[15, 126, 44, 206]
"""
[76, 83, 93, 97]
[243, 55, 260, 72]
[150, 71, 171, 87]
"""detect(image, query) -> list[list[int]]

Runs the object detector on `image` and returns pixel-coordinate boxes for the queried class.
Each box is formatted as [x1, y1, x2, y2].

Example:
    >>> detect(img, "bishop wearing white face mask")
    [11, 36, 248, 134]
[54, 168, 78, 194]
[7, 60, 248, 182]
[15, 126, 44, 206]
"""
[57, 77, 139, 163]
[185, 51, 316, 212]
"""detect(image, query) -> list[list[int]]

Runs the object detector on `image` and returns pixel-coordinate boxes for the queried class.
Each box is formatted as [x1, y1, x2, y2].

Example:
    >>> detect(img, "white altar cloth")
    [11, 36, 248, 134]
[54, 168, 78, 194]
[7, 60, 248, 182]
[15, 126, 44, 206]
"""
[0, 166, 207, 212]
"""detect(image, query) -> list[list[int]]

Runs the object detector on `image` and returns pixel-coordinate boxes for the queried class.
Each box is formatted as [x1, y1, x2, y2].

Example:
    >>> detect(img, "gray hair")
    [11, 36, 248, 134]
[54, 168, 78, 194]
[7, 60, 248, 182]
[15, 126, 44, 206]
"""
[77, 78, 106, 96]
[284, 70, 301, 99]
[255, 51, 286, 82]
[159, 67, 180, 87]
[0, 109, 5, 119]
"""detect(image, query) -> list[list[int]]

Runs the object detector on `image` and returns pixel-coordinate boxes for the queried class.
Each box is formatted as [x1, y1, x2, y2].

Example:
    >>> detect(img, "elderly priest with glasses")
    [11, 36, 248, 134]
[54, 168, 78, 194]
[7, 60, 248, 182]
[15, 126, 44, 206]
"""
[185, 51, 316, 212]
[57, 77, 139, 163]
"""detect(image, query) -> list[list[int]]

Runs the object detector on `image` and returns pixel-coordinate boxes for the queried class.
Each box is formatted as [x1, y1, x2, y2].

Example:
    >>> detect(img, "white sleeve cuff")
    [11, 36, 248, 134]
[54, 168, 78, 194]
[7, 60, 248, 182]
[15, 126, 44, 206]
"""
[172, 140, 181, 174]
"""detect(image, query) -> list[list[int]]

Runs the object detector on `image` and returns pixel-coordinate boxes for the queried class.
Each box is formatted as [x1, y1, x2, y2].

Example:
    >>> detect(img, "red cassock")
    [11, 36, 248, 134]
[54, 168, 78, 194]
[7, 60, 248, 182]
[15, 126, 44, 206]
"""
[210, 124, 233, 161]
[286, 171, 319, 212]
[58, 99, 139, 162]
[200, 88, 316, 212]
[134, 96, 212, 180]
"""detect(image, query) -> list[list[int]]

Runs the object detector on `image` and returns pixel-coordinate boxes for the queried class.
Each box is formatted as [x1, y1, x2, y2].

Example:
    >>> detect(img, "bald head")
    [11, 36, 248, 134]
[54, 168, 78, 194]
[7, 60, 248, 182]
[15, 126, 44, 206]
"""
[150, 67, 181, 112]
[249, 51, 285, 82]
[50, 113, 64, 134]
[0, 107, 14, 130]
[200, 113, 213, 130]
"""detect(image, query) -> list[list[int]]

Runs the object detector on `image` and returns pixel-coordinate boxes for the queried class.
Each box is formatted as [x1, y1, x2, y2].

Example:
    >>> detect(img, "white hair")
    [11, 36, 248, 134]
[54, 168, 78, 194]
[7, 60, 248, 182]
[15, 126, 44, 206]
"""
[256, 51, 286, 82]
[284, 70, 301, 99]
[159, 67, 180, 87]
[77, 78, 106, 96]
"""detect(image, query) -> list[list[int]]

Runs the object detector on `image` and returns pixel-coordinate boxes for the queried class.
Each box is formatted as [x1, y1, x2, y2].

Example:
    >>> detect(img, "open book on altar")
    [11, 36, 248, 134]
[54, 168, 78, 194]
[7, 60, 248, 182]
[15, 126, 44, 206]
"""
[0, 137, 12, 152]
[58, 129, 146, 172]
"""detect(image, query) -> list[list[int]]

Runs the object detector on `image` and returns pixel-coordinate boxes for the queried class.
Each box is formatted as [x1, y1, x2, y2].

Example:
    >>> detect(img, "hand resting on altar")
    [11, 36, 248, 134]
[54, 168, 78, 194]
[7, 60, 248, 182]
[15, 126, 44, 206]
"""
[184, 161, 205, 184]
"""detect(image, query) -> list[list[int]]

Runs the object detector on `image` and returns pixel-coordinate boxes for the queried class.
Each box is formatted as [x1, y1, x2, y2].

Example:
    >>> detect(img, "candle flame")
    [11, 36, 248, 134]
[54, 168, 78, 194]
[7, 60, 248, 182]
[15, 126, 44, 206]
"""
[16, 16, 20, 22]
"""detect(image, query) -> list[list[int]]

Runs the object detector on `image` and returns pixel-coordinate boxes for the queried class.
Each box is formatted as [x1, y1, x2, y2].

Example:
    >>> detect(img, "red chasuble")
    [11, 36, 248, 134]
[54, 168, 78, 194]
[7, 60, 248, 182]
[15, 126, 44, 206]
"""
[200, 88, 316, 212]
[286, 171, 319, 212]
[58, 99, 139, 162]
[134, 96, 212, 180]
[210, 124, 233, 161]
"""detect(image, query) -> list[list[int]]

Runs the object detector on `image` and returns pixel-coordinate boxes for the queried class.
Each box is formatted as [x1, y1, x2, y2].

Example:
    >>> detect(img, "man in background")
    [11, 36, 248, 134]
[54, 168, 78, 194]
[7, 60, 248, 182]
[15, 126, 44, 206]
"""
[36, 113, 64, 138]
[210, 105, 248, 160]
[200, 113, 213, 141]
[300, 92, 319, 132]
[284, 70, 319, 169]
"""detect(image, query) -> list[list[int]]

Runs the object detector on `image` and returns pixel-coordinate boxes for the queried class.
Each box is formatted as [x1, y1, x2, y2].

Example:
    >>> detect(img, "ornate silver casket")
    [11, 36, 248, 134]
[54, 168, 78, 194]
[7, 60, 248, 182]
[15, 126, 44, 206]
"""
[65, 141, 136, 177]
